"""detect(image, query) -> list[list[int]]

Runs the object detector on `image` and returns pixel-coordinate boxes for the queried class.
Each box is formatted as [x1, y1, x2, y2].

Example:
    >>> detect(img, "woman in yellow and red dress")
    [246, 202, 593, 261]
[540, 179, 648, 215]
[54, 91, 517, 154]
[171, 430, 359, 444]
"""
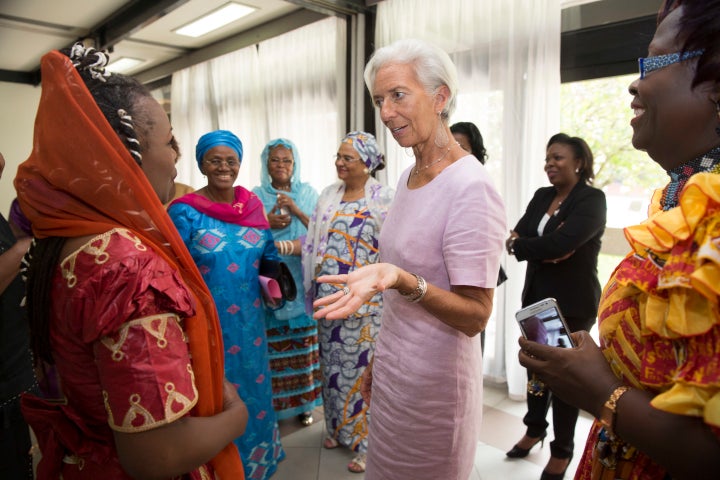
[518, 2, 720, 479]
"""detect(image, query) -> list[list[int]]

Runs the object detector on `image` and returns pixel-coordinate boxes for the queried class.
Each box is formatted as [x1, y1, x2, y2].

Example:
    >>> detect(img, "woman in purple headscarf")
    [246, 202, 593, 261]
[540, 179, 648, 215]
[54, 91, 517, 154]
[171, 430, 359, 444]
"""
[168, 130, 285, 480]
[301, 131, 394, 473]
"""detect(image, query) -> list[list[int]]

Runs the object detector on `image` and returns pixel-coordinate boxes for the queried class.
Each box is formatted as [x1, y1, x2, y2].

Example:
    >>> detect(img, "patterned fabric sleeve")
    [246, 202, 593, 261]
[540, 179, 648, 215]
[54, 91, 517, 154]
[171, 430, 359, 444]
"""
[578, 173, 720, 479]
[599, 173, 720, 427]
[94, 313, 199, 432]
[62, 229, 199, 432]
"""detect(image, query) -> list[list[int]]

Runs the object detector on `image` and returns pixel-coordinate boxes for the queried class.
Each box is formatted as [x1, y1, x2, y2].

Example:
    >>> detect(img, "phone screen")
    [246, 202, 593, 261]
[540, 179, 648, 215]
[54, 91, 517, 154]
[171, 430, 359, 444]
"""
[518, 305, 573, 348]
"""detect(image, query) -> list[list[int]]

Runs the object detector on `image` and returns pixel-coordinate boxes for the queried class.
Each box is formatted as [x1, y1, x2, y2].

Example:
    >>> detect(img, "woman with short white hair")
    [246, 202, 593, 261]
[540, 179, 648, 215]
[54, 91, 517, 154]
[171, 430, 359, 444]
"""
[314, 38, 506, 480]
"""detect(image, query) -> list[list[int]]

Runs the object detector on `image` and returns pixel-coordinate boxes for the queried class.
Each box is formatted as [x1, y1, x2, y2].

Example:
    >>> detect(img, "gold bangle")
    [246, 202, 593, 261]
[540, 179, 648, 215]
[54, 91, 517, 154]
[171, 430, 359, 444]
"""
[600, 385, 630, 437]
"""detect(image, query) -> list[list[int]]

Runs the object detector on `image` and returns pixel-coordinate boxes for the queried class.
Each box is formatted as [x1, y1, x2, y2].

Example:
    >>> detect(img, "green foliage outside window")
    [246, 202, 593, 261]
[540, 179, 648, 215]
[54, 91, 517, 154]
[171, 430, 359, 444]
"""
[559, 73, 666, 195]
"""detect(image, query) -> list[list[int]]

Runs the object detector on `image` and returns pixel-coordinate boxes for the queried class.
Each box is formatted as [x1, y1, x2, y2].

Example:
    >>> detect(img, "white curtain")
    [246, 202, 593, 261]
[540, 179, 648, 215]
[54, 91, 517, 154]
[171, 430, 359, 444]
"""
[258, 17, 346, 192]
[171, 61, 220, 187]
[171, 16, 345, 193]
[374, 0, 561, 399]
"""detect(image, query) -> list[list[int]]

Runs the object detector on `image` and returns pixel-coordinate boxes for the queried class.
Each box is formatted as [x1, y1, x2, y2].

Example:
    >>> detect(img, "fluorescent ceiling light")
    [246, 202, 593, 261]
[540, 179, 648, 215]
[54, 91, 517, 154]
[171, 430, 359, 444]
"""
[106, 57, 144, 73]
[174, 2, 256, 38]
[561, 0, 602, 6]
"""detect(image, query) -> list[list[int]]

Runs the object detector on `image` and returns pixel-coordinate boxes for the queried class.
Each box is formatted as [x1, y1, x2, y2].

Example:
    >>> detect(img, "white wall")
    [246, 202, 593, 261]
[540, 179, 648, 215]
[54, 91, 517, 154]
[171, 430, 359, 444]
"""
[0, 81, 40, 215]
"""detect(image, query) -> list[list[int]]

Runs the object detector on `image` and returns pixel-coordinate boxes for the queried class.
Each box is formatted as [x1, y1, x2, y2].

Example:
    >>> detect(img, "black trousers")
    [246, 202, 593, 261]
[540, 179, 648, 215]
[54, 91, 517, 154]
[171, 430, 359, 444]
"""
[522, 315, 595, 459]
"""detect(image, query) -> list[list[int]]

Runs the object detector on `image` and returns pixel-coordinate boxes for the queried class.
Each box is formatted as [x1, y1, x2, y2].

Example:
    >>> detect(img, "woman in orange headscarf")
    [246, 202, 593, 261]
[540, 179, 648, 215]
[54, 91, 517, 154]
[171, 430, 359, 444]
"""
[16, 44, 246, 479]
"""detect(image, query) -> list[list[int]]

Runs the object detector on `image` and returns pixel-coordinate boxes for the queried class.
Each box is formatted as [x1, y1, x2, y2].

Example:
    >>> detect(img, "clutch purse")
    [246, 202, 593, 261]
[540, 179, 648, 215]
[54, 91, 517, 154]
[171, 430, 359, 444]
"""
[259, 259, 297, 303]
[259, 275, 283, 307]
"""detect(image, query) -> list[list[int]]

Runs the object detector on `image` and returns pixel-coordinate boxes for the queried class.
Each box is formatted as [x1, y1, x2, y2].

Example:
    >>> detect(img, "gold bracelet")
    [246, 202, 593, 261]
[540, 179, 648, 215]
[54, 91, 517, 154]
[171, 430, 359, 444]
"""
[600, 385, 630, 437]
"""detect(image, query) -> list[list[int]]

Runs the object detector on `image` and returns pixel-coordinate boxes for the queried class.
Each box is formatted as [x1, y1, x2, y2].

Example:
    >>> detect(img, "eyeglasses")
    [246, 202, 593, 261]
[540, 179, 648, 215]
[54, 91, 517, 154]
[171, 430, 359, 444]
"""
[269, 157, 293, 165]
[334, 154, 361, 164]
[203, 158, 239, 168]
[638, 49, 704, 79]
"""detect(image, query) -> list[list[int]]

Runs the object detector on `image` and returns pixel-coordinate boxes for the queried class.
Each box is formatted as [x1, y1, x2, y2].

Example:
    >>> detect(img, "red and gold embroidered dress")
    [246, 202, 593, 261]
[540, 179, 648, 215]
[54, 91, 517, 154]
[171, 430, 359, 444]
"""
[576, 173, 720, 479]
[15, 51, 244, 479]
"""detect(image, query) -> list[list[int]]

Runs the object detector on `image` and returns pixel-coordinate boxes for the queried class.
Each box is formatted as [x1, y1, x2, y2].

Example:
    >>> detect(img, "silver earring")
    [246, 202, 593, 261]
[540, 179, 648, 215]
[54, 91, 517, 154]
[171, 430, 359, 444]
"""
[575, 168, 580, 173]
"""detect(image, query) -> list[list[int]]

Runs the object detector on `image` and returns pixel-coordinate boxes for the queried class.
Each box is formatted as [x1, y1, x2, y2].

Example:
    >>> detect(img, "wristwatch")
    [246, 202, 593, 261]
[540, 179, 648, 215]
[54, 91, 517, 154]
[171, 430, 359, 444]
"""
[600, 385, 630, 436]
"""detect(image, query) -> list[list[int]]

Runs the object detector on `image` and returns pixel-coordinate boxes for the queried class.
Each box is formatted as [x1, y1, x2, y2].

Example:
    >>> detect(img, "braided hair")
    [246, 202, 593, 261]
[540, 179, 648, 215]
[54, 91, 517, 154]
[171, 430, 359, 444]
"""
[25, 44, 156, 365]
[66, 44, 153, 165]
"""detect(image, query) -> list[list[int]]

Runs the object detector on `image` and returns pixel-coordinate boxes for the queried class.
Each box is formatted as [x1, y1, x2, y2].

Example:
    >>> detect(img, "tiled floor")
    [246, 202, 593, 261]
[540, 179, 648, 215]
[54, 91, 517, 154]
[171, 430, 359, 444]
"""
[272, 380, 593, 480]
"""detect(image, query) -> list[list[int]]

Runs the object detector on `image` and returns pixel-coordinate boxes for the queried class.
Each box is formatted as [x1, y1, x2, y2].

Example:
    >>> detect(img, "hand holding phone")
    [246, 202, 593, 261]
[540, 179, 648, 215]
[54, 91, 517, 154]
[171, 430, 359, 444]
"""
[516, 297, 575, 348]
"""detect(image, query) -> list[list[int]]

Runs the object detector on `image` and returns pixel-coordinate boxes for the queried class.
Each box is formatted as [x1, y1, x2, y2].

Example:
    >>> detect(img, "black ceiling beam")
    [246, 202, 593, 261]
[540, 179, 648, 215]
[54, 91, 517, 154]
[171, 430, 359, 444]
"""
[0, 69, 40, 85]
[285, 0, 371, 17]
[1, 0, 189, 86]
[92, 0, 190, 50]
[134, 9, 326, 85]
[561, 14, 656, 83]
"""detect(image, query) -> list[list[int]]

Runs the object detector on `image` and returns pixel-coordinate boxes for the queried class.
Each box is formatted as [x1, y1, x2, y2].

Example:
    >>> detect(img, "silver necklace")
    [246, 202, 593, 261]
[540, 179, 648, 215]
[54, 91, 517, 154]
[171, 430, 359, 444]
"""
[412, 146, 451, 176]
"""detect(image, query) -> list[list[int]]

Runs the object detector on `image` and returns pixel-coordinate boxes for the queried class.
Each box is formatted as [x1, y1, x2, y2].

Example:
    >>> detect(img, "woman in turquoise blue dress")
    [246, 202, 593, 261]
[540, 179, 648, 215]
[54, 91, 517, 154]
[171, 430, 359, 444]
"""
[169, 130, 285, 480]
[253, 138, 322, 426]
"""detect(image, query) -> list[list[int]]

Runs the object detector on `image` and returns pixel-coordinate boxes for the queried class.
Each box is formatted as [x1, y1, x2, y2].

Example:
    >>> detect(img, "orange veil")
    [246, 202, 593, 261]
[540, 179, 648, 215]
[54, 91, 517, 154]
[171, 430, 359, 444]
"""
[14, 50, 244, 478]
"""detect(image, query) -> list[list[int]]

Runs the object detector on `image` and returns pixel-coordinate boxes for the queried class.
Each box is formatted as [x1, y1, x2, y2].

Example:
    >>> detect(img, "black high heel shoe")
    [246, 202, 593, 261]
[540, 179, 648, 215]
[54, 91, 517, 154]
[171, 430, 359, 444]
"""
[506, 432, 547, 458]
[540, 453, 573, 480]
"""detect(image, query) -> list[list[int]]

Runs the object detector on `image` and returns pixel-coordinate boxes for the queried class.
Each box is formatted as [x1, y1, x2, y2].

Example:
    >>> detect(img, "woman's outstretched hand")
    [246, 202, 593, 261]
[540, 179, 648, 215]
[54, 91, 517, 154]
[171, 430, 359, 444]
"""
[313, 263, 401, 320]
[518, 330, 620, 416]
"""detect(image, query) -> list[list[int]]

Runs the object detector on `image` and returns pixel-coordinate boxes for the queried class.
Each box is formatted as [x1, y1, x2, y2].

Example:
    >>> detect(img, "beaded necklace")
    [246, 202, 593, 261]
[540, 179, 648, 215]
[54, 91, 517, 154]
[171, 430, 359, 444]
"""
[660, 146, 720, 210]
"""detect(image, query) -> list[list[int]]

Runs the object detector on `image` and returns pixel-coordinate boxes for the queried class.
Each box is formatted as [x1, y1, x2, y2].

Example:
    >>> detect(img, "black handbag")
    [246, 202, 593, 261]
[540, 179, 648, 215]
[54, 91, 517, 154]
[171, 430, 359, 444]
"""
[497, 266, 508, 286]
[259, 259, 297, 301]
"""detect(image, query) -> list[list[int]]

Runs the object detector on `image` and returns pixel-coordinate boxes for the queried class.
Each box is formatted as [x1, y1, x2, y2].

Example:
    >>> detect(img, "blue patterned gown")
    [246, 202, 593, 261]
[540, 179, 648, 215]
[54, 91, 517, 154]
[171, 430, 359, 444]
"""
[168, 201, 285, 480]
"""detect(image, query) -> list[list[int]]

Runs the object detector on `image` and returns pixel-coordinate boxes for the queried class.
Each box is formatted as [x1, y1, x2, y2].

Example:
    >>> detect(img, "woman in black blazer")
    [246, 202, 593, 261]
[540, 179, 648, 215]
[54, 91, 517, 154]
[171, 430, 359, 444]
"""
[505, 133, 607, 480]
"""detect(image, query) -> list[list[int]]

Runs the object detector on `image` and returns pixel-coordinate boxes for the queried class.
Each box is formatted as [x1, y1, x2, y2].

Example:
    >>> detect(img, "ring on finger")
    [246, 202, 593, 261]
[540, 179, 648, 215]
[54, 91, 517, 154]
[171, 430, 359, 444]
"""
[342, 286, 350, 296]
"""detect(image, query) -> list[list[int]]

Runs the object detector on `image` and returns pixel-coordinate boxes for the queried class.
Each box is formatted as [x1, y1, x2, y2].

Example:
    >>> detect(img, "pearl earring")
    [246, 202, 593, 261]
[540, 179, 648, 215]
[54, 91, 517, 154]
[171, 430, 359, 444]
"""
[363, 167, 370, 174]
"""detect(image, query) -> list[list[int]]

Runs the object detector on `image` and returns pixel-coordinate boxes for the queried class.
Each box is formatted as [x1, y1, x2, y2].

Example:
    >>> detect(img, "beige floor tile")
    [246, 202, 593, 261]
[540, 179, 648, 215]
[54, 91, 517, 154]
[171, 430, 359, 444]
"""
[272, 382, 592, 480]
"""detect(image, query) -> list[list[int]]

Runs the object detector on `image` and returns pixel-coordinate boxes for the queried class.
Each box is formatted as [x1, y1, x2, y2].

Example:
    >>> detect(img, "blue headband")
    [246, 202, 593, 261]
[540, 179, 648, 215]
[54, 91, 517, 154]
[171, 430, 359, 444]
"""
[195, 130, 244, 169]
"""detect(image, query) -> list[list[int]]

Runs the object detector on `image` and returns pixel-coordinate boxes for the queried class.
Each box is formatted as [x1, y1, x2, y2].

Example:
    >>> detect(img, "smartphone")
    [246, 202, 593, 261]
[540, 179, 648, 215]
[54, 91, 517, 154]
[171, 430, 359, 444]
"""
[515, 297, 575, 348]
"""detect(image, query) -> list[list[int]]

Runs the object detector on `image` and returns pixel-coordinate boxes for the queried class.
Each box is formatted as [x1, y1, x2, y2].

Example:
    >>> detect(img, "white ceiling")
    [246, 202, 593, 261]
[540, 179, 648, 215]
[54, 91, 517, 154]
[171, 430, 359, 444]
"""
[0, 0, 657, 86]
[0, 0, 364, 84]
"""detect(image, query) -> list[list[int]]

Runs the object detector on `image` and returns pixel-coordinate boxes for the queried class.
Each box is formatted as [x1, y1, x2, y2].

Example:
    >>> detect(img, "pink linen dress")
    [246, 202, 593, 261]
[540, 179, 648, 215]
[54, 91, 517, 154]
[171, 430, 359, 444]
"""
[365, 155, 506, 480]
